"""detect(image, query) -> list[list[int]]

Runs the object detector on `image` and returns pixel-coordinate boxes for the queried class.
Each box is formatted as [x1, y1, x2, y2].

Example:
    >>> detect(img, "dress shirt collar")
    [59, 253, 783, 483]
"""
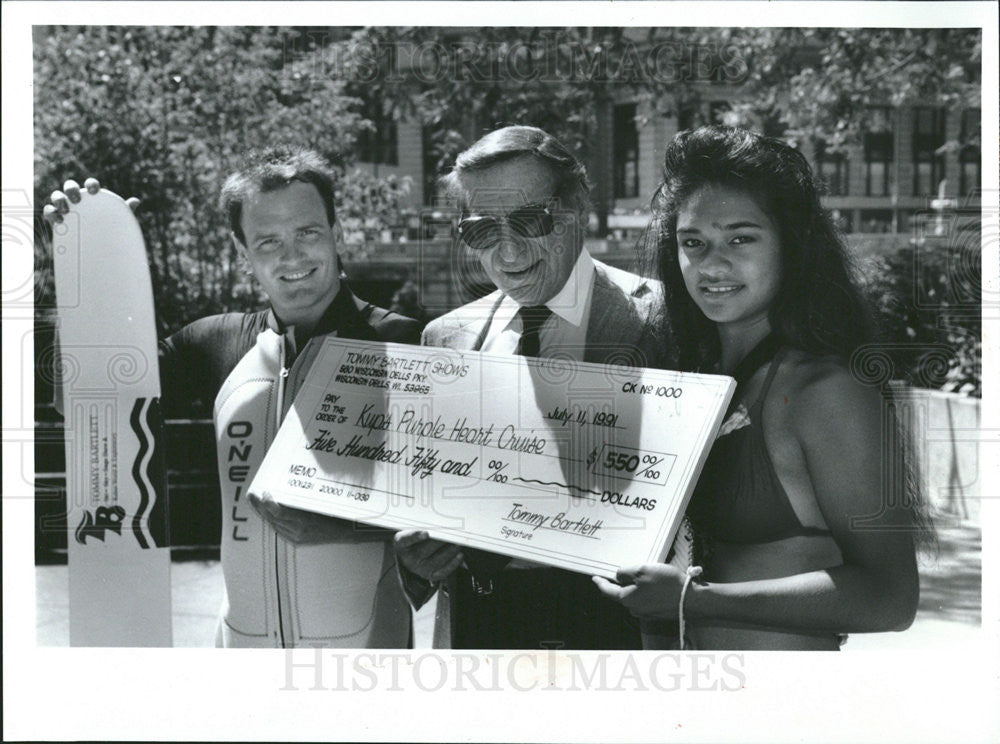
[496, 247, 595, 333]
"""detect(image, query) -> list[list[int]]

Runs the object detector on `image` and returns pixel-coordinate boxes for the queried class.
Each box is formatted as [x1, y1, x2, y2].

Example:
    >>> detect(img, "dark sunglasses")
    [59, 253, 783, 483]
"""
[457, 201, 556, 250]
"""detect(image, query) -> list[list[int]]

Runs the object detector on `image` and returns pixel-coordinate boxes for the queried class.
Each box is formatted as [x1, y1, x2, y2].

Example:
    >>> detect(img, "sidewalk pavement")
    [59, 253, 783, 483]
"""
[34, 556, 437, 648]
[35, 515, 980, 649]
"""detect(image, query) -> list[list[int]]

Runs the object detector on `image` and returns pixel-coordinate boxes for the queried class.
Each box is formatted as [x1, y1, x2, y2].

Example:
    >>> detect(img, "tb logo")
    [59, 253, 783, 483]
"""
[75, 505, 126, 545]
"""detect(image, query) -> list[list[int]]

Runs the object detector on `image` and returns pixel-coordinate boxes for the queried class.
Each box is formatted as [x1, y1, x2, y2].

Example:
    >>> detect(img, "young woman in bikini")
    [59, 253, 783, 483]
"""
[595, 126, 930, 650]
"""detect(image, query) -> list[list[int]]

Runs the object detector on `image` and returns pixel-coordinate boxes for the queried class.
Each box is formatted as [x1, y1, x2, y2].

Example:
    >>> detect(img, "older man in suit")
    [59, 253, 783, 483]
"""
[394, 126, 667, 650]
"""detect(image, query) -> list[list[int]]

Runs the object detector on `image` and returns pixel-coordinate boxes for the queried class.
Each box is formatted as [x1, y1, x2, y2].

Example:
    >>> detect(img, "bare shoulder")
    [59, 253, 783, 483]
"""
[779, 350, 883, 443]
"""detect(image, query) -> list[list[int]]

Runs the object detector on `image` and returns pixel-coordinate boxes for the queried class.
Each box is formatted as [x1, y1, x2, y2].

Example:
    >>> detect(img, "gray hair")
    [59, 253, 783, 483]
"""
[439, 125, 591, 213]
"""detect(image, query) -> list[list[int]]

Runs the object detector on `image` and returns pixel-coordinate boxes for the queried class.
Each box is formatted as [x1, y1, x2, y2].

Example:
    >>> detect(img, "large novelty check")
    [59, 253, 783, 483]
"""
[250, 339, 735, 578]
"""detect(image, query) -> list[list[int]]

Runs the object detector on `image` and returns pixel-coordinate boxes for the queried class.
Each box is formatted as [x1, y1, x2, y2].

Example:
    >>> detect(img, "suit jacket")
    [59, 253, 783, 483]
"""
[401, 259, 668, 648]
[421, 259, 663, 368]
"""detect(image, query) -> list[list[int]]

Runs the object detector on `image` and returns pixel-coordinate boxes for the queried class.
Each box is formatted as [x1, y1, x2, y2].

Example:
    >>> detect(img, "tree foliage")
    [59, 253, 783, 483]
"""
[342, 26, 980, 231]
[35, 25, 982, 379]
[345, 26, 980, 159]
[738, 28, 982, 149]
[857, 236, 981, 397]
[34, 26, 409, 333]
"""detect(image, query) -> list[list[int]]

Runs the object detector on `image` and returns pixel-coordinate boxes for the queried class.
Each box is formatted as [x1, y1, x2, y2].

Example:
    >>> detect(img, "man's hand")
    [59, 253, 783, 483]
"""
[394, 530, 464, 583]
[248, 490, 360, 545]
[592, 564, 687, 619]
[42, 178, 140, 225]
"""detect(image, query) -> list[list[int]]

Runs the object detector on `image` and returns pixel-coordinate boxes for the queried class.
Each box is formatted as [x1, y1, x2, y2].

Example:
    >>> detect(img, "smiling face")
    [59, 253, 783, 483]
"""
[676, 184, 783, 337]
[457, 155, 583, 307]
[236, 181, 341, 333]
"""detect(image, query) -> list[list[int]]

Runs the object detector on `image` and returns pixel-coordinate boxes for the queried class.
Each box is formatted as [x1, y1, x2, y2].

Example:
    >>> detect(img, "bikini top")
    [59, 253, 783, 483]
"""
[687, 343, 833, 545]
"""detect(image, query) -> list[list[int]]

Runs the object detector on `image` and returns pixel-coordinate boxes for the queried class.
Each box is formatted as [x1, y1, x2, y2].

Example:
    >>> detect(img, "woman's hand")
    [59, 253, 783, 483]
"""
[593, 564, 688, 619]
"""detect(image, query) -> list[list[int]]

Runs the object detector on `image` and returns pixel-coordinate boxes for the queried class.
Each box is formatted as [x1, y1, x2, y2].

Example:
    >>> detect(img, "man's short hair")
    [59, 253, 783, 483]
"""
[440, 126, 591, 213]
[220, 146, 337, 245]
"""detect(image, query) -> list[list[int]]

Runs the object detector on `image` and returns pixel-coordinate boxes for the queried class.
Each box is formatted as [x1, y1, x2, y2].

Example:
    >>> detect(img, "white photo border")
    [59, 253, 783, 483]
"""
[3, 2, 998, 742]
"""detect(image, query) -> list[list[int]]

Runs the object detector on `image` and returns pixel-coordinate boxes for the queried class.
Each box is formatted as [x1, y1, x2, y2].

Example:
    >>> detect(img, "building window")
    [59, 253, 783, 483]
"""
[960, 108, 981, 196]
[829, 209, 853, 234]
[864, 108, 894, 197]
[761, 114, 785, 139]
[815, 140, 849, 196]
[912, 107, 946, 195]
[358, 99, 398, 166]
[677, 105, 698, 131]
[859, 209, 894, 234]
[678, 101, 730, 131]
[613, 103, 639, 199]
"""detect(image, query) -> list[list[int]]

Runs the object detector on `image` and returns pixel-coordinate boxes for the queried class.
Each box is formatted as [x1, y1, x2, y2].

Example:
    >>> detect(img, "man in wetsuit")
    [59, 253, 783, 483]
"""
[45, 147, 421, 647]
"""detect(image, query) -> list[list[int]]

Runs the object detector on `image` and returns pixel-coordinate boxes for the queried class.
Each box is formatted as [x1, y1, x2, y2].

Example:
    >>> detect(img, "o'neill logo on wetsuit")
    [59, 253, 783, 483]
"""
[226, 420, 253, 541]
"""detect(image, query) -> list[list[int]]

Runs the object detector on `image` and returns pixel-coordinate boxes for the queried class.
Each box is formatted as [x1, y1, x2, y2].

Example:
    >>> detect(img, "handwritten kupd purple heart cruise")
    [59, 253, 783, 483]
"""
[249, 338, 735, 578]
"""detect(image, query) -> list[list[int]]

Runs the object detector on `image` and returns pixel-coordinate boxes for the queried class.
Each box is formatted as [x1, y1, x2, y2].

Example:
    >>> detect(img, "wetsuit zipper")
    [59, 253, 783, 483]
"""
[273, 341, 290, 647]
[273, 335, 317, 647]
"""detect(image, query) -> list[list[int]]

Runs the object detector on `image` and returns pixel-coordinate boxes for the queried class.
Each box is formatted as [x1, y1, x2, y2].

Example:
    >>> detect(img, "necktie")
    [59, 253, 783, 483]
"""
[515, 304, 552, 358]
[466, 304, 552, 595]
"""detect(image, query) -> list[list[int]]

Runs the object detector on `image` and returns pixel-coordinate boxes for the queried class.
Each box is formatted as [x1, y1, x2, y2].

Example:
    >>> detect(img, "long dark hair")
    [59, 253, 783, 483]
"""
[652, 126, 935, 553]
[652, 126, 874, 371]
